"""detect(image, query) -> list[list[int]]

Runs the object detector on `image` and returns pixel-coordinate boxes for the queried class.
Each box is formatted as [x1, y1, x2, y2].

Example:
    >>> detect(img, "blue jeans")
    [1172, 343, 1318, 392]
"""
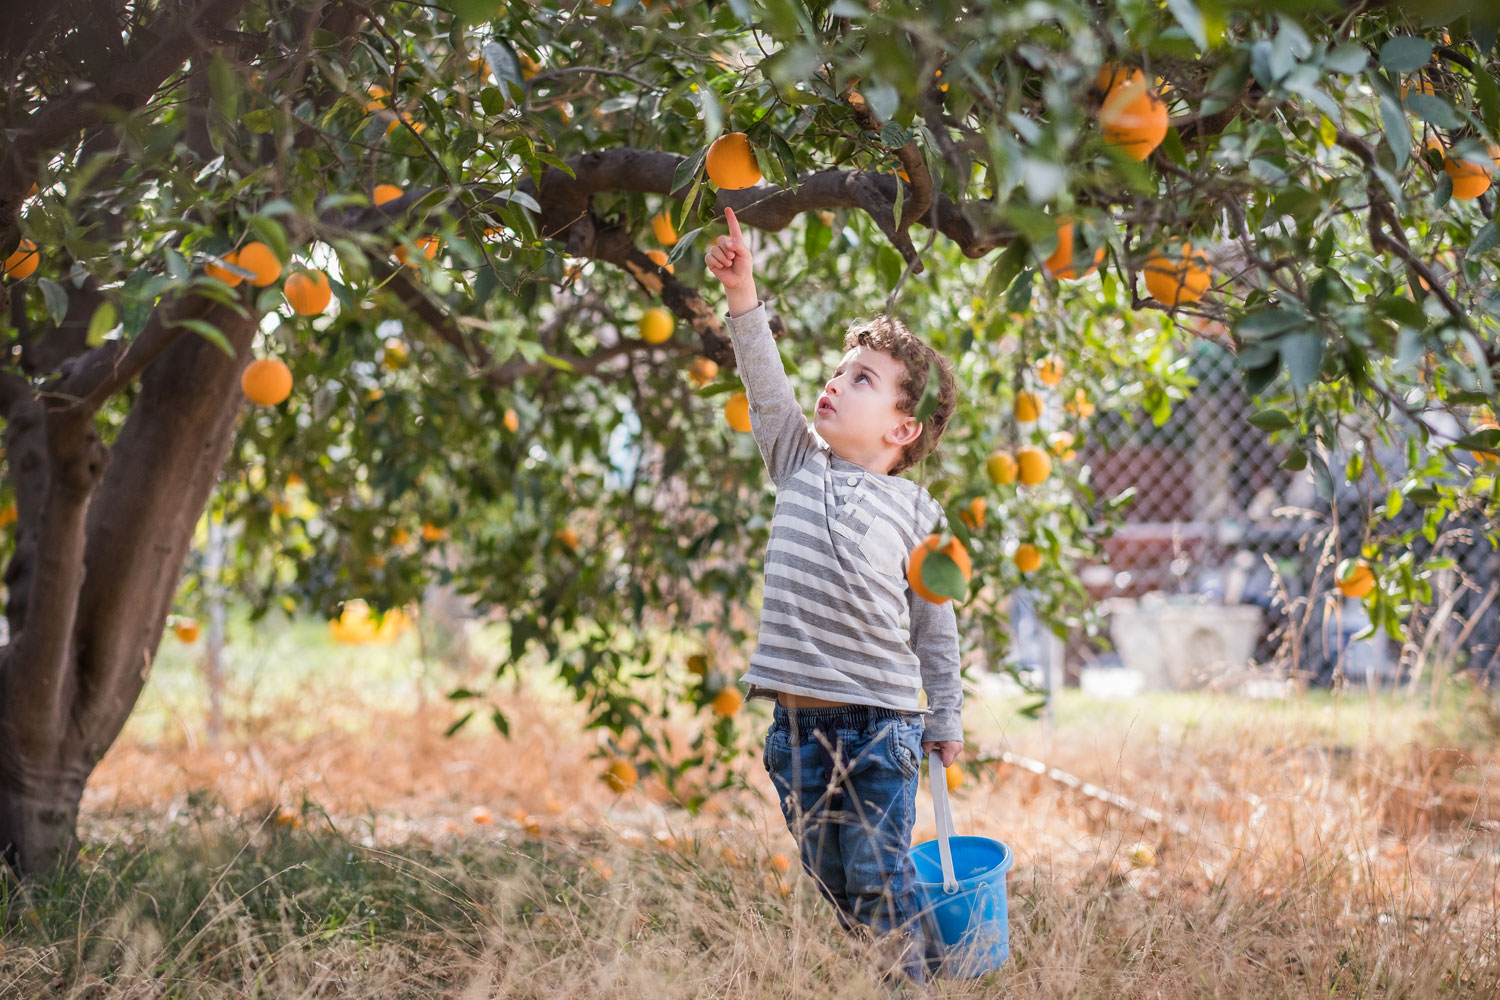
[763, 702, 931, 986]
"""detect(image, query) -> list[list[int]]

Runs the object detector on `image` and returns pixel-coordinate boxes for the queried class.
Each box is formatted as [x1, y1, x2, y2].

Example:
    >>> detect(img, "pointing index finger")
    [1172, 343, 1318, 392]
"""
[724, 205, 743, 244]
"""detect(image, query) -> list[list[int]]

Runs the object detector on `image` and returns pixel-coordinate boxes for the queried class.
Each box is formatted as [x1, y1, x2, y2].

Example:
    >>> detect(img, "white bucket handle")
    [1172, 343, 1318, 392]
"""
[928, 750, 960, 894]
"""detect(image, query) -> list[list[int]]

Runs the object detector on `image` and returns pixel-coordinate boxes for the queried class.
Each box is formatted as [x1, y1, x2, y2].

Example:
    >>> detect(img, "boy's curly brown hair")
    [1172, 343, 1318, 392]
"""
[840, 315, 958, 477]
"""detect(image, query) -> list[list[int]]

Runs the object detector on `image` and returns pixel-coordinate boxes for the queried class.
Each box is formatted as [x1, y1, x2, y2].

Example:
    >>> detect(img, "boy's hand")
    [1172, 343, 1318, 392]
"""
[705, 206, 755, 290]
[923, 740, 963, 769]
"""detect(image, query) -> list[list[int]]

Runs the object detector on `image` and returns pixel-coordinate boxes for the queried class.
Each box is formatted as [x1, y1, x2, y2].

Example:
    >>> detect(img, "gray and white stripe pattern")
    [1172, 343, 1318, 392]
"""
[723, 302, 964, 743]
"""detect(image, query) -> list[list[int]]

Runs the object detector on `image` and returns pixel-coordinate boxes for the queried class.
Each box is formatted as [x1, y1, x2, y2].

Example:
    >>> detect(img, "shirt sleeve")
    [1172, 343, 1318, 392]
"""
[722, 301, 819, 487]
[909, 592, 964, 744]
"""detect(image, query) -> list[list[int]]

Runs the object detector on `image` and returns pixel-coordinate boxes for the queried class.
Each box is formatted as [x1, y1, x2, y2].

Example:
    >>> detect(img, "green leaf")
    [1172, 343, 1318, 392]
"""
[1280, 449, 1308, 471]
[442, 0, 499, 26]
[1404, 93, 1462, 129]
[672, 145, 708, 196]
[665, 226, 704, 266]
[38, 277, 68, 326]
[1379, 37, 1437, 73]
[1324, 43, 1369, 75]
[1468, 220, 1499, 260]
[1248, 408, 1295, 431]
[804, 216, 832, 260]
[447, 688, 481, 700]
[1454, 429, 1500, 451]
[444, 710, 475, 737]
[1377, 85, 1412, 168]
[1165, 0, 1206, 50]
[490, 707, 510, 738]
[1473, 60, 1500, 136]
[173, 317, 234, 356]
[208, 54, 240, 124]
[1280, 331, 1325, 391]
[769, 132, 799, 194]
[86, 302, 117, 347]
[919, 547, 967, 603]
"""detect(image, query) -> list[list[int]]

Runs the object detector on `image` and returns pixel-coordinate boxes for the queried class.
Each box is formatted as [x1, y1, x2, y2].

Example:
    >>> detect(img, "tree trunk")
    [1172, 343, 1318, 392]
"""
[0, 307, 257, 874]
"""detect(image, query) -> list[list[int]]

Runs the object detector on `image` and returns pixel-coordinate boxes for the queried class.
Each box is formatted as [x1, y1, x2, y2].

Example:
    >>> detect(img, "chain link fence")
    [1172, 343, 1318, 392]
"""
[1032, 341, 1500, 692]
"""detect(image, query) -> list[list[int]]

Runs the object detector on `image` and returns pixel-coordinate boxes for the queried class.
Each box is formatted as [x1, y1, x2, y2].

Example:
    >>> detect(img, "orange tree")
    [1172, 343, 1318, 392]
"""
[2, 0, 1499, 872]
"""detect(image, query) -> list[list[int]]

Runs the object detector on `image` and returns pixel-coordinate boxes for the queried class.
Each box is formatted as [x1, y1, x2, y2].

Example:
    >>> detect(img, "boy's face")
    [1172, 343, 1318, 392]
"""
[814, 346, 919, 465]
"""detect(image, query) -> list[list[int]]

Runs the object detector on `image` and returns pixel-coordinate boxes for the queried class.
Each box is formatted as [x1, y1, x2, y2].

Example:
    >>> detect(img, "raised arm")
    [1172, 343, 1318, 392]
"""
[707, 207, 819, 485]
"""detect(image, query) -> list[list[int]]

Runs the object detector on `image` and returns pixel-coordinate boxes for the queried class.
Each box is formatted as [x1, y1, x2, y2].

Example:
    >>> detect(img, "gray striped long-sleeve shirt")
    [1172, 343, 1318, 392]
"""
[725, 301, 964, 744]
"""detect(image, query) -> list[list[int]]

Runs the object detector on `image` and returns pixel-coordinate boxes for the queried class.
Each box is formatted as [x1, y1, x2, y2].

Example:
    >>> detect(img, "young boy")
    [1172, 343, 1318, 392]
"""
[705, 207, 964, 990]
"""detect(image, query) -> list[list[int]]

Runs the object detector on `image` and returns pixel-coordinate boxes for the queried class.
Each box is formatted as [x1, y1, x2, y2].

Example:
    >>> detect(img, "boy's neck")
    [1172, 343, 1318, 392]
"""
[829, 444, 896, 477]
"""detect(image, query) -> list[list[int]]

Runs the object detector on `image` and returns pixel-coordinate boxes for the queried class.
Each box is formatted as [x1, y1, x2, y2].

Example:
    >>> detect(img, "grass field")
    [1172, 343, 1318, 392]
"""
[2, 607, 1498, 997]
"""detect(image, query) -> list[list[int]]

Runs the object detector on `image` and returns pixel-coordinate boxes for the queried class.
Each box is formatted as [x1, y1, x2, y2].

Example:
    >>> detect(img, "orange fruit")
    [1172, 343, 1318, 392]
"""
[945, 765, 963, 791]
[1064, 389, 1095, 418]
[518, 53, 541, 80]
[1095, 62, 1129, 91]
[365, 84, 390, 112]
[395, 235, 440, 266]
[652, 211, 678, 245]
[706, 131, 762, 189]
[604, 759, 638, 792]
[391, 527, 412, 546]
[1098, 69, 1168, 161]
[373, 183, 404, 206]
[1013, 390, 1043, 423]
[770, 852, 792, 873]
[712, 687, 744, 717]
[1336, 560, 1376, 599]
[0, 504, 18, 528]
[555, 527, 579, 551]
[1016, 446, 1052, 486]
[1403, 78, 1438, 101]
[385, 113, 424, 136]
[907, 534, 972, 605]
[1035, 356, 1064, 386]
[1049, 431, 1077, 460]
[1014, 543, 1042, 574]
[646, 249, 675, 274]
[503, 408, 520, 432]
[236, 242, 281, 286]
[1143, 243, 1212, 306]
[206, 250, 244, 287]
[725, 391, 752, 432]
[689, 357, 719, 386]
[240, 358, 293, 405]
[422, 522, 447, 542]
[986, 450, 1019, 485]
[1470, 416, 1498, 463]
[174, 619, 201, 643]
[1443, 155, 1492, 200]
[284, 269, 332, 315]
[4, 239, 39, 280]
[1041, 221, 1103, 280]
[958, 496, 986, 531]
[639, 306, 674, 343]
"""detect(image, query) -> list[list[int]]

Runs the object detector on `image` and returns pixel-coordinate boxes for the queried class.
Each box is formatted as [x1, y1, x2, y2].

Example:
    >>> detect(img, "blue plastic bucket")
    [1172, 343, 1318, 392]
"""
[907, 834, 1013, 978]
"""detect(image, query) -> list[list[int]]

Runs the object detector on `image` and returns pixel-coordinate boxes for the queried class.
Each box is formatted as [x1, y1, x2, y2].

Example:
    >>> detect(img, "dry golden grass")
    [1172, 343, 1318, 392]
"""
[4, 660, 1496, 997]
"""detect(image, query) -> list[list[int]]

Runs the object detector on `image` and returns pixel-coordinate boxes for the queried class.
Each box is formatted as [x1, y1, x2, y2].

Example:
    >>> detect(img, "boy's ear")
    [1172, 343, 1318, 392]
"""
[888, 417, 923, 448]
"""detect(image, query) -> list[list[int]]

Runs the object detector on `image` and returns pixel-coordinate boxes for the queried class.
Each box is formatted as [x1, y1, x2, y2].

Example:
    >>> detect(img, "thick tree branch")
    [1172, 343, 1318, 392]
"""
[55, 291, 236, 414]
[1, 0, 252, 227]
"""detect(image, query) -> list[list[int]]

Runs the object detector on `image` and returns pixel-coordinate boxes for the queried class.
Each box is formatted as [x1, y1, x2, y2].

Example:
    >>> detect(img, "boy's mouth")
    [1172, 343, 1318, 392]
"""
[817, 397, 836, 415]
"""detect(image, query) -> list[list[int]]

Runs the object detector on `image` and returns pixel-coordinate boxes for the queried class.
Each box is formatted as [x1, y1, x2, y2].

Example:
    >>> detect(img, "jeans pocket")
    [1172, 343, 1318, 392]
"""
[888, 722, 920, 780]
[764, 725, 791, 776]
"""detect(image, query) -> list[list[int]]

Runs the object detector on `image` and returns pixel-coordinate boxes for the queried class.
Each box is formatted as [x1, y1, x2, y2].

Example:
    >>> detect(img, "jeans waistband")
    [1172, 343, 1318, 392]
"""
[773, 702, 916, 734]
